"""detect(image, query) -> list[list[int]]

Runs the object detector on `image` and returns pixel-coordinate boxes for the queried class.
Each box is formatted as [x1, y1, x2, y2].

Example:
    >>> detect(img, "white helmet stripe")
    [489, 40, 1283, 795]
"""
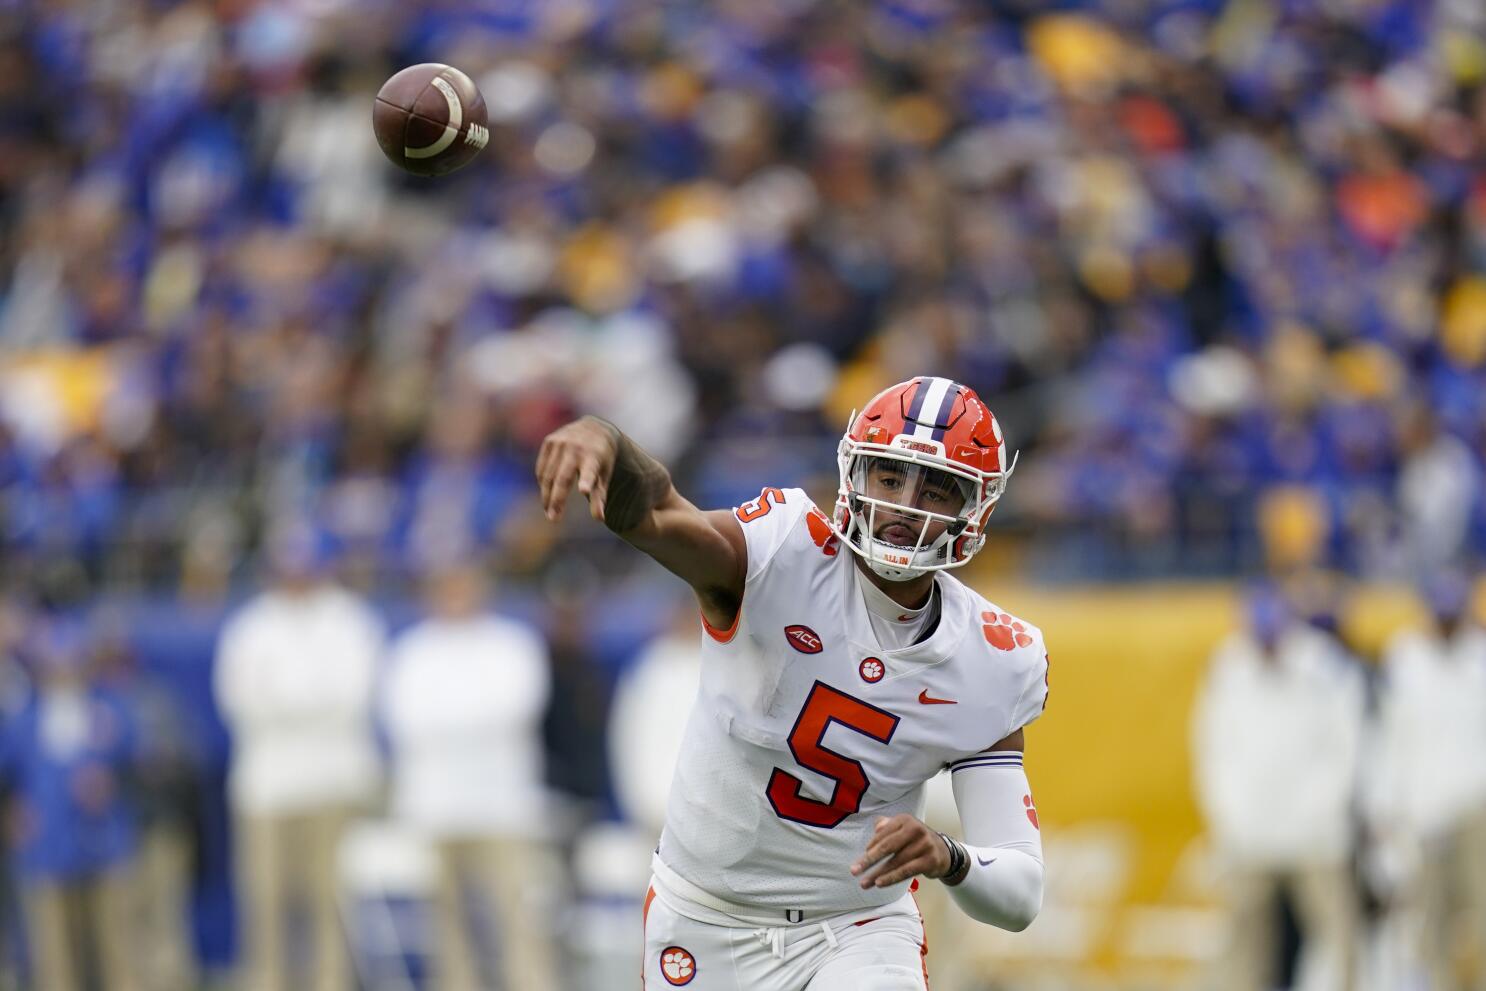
[909, 377, 954, 440]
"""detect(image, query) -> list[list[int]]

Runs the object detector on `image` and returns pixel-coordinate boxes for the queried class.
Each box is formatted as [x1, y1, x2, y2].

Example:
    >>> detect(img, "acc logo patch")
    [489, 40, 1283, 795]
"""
[859, 657, 885, 683]
[1024, 794, 1040, 830]
[660, 946, 696, 985]
[784, 625, 824, 654]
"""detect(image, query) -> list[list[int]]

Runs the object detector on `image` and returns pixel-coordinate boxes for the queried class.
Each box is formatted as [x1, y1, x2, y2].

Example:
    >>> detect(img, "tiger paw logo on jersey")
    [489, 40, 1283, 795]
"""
[784, 625, 824, 654]
[981, 611, 1033, 650]
[1024, 794, 1040, 829]
[859, 657, 885, 683]
[660, 946, 696, 985]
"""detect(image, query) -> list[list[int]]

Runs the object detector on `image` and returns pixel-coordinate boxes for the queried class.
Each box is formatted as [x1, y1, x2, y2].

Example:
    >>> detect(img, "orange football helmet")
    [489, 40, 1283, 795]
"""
[834, 377, 1016, 581]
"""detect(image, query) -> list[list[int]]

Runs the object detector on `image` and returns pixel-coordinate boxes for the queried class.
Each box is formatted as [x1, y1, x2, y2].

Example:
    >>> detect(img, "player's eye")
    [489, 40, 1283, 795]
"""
[867, 460, 906, 487]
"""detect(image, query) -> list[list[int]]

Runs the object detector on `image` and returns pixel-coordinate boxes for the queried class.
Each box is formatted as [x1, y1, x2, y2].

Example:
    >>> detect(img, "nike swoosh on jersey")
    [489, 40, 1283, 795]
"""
[917, 690, 957, 705]
[977, 855, 997, 867]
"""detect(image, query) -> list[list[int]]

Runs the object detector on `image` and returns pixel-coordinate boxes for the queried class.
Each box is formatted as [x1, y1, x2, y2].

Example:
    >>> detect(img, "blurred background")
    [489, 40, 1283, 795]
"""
[0, 0, 1485, 989]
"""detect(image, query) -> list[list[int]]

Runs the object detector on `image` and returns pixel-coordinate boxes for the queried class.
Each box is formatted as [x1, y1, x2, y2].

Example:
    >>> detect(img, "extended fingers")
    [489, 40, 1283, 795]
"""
[588, 470, 609, 522]
[577, 456, 613, 522]
[535, 436, 555, 485]
[538, 420, 619, 524]
[544, 448, 582, 521]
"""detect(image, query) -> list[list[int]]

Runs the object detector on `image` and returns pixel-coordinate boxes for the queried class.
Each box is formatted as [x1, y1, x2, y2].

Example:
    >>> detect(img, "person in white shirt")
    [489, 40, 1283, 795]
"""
[1192, 587, 1366, 991]
[381, 559, 559, 991]
[609, 607, 703, 837]
[213, 521, 383, 991]
[1372, 574, 1486, 991]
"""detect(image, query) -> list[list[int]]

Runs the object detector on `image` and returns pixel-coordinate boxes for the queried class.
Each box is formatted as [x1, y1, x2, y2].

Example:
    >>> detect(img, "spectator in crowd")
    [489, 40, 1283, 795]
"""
[1192, 587, 1366, 991]
[540, 565, 616, 834]
[1371, 573, 1486, 991]
[93, 611, 201, 991]
[381, 556, 560, 991]
[213, 519, 383, 991]
[608, 604, 703, 838]
[6, 616, 138, 991]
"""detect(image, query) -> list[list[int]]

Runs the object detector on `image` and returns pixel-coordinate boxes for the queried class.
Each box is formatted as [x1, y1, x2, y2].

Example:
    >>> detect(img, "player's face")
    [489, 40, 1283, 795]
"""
[854, 456, 972, 547]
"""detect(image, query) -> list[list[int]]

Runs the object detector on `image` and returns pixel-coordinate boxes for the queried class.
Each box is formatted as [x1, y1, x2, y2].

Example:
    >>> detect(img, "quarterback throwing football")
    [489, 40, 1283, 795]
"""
[538, 377, 1049, 990]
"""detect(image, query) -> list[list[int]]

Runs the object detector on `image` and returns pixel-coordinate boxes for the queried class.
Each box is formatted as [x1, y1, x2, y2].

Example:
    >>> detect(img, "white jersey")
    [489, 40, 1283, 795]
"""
[657, 487, 1050, 917]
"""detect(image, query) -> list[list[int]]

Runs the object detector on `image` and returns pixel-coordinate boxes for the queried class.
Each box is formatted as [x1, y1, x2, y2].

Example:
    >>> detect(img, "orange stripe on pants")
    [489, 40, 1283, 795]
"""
[642, 886, 657, 989]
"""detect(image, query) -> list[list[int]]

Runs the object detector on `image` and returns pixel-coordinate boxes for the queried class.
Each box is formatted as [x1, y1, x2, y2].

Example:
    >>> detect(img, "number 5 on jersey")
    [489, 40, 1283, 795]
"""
[736, 487, 786, 523]
[766, 681, 900, 828]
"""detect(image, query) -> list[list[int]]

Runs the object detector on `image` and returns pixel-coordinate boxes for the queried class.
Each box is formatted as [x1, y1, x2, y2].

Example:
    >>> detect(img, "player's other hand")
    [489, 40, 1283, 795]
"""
[537, 416, 618, 523]
[850, 814, 952, 889]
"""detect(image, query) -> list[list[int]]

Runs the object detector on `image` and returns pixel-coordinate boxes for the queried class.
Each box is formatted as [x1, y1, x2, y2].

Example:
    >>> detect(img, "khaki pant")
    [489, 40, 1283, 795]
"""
[24, 868, 138, 991]
[1415, 809, 1486, 991]
[234, 808, 352, 991]
[134, 823, 197, 991]
[1212, 863, 1358, 991]
[431, 836, 561, 991]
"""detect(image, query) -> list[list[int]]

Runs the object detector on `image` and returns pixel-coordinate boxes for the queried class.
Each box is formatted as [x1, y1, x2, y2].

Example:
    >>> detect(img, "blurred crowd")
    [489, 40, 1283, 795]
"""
[2, 0, 1486, 988]
[0, 0, 1484, 596]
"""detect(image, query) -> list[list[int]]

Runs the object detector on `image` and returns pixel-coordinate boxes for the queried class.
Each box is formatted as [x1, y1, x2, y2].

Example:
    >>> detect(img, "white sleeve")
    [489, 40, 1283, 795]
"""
[732, 486, 811, 583]
[944, 752, 1045, 931]
[1008, 629, 1051, 733]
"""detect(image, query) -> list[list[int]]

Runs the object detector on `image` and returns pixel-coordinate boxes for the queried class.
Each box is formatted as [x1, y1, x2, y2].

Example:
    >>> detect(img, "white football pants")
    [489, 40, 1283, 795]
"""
[642, 881, 929, 990]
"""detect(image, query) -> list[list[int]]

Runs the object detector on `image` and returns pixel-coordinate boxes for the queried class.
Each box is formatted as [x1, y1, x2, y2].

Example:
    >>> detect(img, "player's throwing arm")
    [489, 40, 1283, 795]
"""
[536, 415, 746, 630]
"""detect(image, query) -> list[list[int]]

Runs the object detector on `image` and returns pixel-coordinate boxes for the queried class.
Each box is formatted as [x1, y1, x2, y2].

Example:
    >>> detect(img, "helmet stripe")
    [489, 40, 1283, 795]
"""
[904, 377, 931, 424]
[907, 377, 955, 440]
[929, 380, 961, 441]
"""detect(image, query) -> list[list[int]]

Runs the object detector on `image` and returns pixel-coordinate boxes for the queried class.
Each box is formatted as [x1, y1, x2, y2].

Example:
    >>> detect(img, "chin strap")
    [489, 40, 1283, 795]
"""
[844, 493, 966, 581]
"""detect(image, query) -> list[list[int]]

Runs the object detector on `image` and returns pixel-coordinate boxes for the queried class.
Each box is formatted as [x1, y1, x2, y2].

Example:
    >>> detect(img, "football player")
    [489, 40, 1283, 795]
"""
[538, 377, 1048, 990]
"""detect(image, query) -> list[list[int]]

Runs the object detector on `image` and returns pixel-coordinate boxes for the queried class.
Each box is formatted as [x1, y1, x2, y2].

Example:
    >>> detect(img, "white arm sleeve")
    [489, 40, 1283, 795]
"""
[945, 753, 1045, 931]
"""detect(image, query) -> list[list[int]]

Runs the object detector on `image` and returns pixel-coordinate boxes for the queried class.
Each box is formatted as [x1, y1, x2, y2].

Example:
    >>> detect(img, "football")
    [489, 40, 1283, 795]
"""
[372, 63, 489, 176]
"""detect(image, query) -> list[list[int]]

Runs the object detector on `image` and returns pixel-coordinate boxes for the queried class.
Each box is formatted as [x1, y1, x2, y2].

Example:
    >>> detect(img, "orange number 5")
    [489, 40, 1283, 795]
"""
[736, 487, 786, 523]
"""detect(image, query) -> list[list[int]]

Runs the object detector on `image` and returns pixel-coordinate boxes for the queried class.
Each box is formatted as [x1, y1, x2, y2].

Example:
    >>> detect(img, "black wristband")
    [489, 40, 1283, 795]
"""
[938, 832, 971, 887]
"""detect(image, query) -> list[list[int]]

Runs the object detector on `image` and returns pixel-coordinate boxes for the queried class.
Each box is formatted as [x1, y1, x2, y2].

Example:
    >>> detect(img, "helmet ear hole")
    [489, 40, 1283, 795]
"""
[947, 518, 968, 536]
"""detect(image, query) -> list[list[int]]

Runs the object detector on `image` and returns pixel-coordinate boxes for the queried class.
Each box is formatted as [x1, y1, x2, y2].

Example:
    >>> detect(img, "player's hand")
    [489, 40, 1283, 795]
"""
[850, 814, 952, 889]
[536, 416, 619, 523]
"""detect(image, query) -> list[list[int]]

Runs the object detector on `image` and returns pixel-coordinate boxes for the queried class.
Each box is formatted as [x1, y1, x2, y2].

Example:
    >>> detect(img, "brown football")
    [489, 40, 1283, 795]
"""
[372, 63, 489, 177]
